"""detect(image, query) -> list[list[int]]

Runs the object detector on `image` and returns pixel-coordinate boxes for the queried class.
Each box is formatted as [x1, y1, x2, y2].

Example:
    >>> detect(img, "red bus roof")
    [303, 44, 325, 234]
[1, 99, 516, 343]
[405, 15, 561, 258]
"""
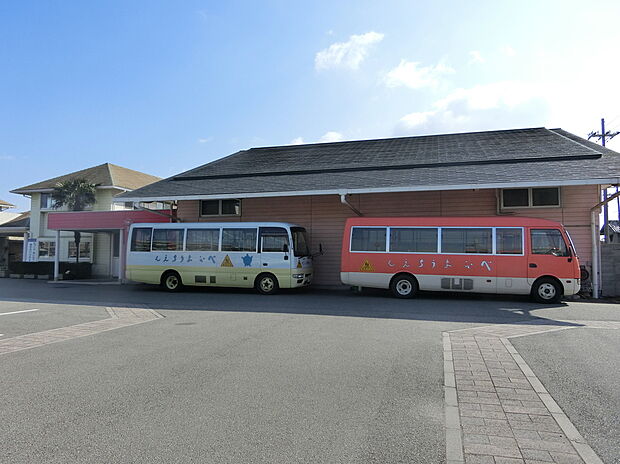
[344, 216, 565, 228]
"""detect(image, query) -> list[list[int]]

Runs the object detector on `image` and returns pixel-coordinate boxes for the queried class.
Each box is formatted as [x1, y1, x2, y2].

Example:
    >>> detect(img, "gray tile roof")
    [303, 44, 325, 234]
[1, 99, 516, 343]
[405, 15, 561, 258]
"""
[118, 127, 620, 200]
[11, 163, 161, 194]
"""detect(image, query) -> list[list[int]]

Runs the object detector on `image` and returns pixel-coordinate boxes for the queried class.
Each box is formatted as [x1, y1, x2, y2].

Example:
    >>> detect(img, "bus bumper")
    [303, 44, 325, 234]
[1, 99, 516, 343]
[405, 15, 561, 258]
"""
[291, 272, 313, 287]
[563, 278, 580, 296]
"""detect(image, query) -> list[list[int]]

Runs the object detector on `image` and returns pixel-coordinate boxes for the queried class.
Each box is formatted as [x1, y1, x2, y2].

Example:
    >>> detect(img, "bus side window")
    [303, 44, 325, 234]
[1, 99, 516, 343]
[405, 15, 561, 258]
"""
[222, 228, 258, 252]
[130, 228, 152, 252]
[259, 227, 289, 253]
[496, 228, 523, 254]
[441, 228, 492, 254]
[390, 228, 438, 252]
[351, 227, 387, 252]
[530, 229, 569, 256]
[186, 229, 219, 251]
[152, 229, 184, 251]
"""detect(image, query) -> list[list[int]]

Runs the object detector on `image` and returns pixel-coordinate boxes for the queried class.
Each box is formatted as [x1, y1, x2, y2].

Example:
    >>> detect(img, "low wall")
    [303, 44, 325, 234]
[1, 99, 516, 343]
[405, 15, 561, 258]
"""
[8, 261, 92, 279]
[601, 243, 620, 297]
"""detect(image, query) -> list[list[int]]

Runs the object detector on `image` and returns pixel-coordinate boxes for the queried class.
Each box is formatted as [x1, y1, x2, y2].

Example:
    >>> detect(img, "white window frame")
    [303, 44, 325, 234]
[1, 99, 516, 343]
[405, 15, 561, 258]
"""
[199, 199, 241, 217]
[500, 187, 561, 209]
[386, 226, 439, 254]
[349, 226, 388, 253]
[39, 193, 55, 211]
[38, 239, 56, 258]
[68, 240, 93, 260]
[438, 227, 495, 256]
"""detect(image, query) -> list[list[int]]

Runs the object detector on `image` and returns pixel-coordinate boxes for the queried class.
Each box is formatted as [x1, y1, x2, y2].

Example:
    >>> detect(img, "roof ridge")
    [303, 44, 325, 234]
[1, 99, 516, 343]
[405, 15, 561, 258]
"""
[545, 128, 602, 156]
[249, 127, 547, 151]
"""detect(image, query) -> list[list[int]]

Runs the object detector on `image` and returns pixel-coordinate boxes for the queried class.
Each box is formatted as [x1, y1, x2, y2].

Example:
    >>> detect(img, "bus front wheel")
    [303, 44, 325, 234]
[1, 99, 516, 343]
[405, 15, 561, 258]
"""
[161, 271, 183, 292]
[390, 274, 418, 299]
[532, 277, 562, 304]
[255, 273, 279, 295]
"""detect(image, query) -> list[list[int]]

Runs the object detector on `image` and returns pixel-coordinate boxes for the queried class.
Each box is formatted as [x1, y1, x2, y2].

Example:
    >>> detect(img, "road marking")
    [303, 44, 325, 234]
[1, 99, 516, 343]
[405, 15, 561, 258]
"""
[0, 306, 162, 356]
[0, 309, 40, 316]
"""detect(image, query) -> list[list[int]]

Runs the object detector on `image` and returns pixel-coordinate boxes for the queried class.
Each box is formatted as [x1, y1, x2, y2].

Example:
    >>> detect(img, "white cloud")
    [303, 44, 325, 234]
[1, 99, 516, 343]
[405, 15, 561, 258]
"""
[468, 50, 485, 65]
[198, 137, 213, 143]
[500, 45, 516, 57]
[315, 31, 384, 71]
[319, 131, 345, 143]
[395, 81, 550, 135]
[0, 155, 15, 160]
[384, 59, 454, 89]
[290, 137, 305, 145]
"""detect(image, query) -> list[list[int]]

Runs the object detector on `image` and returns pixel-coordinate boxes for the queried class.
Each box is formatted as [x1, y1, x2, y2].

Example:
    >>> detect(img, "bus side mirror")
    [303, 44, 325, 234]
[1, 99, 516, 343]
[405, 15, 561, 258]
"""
[312, 243, 324, 257]
[283, 243, 289, 253]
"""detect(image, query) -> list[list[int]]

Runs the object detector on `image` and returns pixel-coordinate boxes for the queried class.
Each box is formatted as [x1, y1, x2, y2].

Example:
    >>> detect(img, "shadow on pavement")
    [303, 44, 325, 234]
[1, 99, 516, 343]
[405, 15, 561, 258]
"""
[0, 278, 579, 326]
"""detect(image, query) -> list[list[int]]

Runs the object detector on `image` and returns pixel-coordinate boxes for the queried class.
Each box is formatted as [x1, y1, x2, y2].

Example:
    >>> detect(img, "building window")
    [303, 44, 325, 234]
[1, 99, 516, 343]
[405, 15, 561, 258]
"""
[40, 193, 54, 209]
[68, 241, 91, 259]
[38, 240, 56, 258]
[152, 229, 184, 251]
[200, 199, 241, 216]
[501, 187, 560, 208]
[351, 227, 387, 252]
[441, 228, 492, 254]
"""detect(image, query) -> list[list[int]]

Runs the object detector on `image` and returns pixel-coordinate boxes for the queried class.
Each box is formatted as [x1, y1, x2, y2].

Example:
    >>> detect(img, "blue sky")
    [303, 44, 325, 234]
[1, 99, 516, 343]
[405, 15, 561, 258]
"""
[2, 0, 620, 211]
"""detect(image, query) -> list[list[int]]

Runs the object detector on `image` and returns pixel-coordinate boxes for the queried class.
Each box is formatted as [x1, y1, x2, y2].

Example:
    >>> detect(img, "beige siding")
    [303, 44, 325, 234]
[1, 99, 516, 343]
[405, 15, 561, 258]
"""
[92, 232, 112, 277]
[177, 185, 598, 287]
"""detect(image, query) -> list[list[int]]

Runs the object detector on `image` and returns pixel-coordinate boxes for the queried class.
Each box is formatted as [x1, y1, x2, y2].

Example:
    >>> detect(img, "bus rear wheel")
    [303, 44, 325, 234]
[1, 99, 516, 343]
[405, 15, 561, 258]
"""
[532, 277, 562, 304]
[255, 273, 279, 295]
[390, 274, 418, 299]
[161, 271, 183, 292]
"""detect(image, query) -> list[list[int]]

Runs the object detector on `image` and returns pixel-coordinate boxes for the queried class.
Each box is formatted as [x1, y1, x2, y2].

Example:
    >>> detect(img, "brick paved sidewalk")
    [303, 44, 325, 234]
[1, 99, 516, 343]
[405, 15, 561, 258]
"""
[444, 320, 617, 464]
[0, 306, 162, 356]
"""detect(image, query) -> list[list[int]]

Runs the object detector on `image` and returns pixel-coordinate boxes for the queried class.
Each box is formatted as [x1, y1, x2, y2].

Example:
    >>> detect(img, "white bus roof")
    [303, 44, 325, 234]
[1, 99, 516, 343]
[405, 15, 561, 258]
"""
[129, 222, 304, 229]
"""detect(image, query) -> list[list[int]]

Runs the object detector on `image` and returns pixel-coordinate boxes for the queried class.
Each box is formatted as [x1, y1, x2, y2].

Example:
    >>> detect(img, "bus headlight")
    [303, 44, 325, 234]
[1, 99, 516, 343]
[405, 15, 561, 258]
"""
[292, 274, 304, 278]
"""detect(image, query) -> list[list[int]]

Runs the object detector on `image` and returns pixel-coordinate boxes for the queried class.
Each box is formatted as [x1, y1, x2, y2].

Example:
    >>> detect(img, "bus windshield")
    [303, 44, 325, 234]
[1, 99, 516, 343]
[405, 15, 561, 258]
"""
[291, 227, 310, 257]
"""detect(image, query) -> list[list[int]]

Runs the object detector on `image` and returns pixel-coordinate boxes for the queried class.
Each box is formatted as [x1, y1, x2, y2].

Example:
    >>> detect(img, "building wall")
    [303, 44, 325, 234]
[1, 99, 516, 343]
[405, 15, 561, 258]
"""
[601, 243, 620, 297]
[27, 188, 127, 265]
[176, 185, 598, 287]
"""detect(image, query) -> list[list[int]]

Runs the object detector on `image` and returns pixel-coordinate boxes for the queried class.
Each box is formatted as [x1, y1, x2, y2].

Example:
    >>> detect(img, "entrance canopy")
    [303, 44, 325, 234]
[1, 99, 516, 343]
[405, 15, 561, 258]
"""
[47, 209, 171, 282]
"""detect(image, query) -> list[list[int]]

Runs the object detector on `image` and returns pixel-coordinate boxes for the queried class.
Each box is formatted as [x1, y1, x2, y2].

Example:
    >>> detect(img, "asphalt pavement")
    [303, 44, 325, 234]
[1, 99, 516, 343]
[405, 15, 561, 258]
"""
[0, 279, 618, 463]
[514, 328, 620, 464]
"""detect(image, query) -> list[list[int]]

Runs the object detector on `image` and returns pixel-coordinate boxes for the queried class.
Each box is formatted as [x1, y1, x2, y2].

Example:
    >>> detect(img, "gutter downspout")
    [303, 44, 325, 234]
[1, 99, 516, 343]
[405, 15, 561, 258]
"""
[340, 194, 363, 216]
[590, 186, 620, 298]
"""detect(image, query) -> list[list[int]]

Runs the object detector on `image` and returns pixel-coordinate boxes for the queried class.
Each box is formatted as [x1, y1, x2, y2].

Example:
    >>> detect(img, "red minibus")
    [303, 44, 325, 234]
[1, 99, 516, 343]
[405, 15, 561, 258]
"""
[340, 217, 580, 303]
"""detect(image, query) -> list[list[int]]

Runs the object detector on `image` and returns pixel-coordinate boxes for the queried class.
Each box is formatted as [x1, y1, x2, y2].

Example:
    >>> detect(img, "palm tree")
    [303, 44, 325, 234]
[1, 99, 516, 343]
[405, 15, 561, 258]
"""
[51, 178, 97, 263]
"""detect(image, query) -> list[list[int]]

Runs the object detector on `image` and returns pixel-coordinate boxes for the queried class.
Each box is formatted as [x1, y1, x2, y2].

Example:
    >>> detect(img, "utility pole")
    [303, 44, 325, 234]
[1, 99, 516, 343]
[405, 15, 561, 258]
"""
[587, 118, 620, 147]
[588, 118, 620, 244]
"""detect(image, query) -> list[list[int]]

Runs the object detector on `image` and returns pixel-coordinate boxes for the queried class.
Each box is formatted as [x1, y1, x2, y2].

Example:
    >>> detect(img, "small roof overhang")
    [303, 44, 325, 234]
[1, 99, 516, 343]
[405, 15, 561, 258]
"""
[114, 177, 620, 203]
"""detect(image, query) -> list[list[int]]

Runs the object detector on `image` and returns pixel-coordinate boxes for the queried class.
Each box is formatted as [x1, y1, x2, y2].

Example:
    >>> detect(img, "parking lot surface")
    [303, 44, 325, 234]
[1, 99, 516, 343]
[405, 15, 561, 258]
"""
[0, 279, 618, 463]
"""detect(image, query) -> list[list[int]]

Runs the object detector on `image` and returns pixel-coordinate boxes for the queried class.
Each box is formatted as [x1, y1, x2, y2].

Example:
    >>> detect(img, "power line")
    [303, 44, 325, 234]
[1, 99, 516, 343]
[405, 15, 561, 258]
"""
[588, 118, 620, 147]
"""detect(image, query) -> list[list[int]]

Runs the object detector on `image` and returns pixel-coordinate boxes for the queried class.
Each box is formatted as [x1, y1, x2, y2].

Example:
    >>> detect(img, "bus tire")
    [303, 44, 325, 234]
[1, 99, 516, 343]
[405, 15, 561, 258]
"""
[161, 271, 183, 292]
[255, 273, 279, 295]
[390, 274, 418, 299]
[531, 277, 562, 304]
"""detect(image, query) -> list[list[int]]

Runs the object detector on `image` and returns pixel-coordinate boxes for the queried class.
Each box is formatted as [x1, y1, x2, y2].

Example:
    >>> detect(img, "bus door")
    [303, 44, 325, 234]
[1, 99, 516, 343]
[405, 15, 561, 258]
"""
[259, 227, 291, 271]
[527, 228, 574, 283]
